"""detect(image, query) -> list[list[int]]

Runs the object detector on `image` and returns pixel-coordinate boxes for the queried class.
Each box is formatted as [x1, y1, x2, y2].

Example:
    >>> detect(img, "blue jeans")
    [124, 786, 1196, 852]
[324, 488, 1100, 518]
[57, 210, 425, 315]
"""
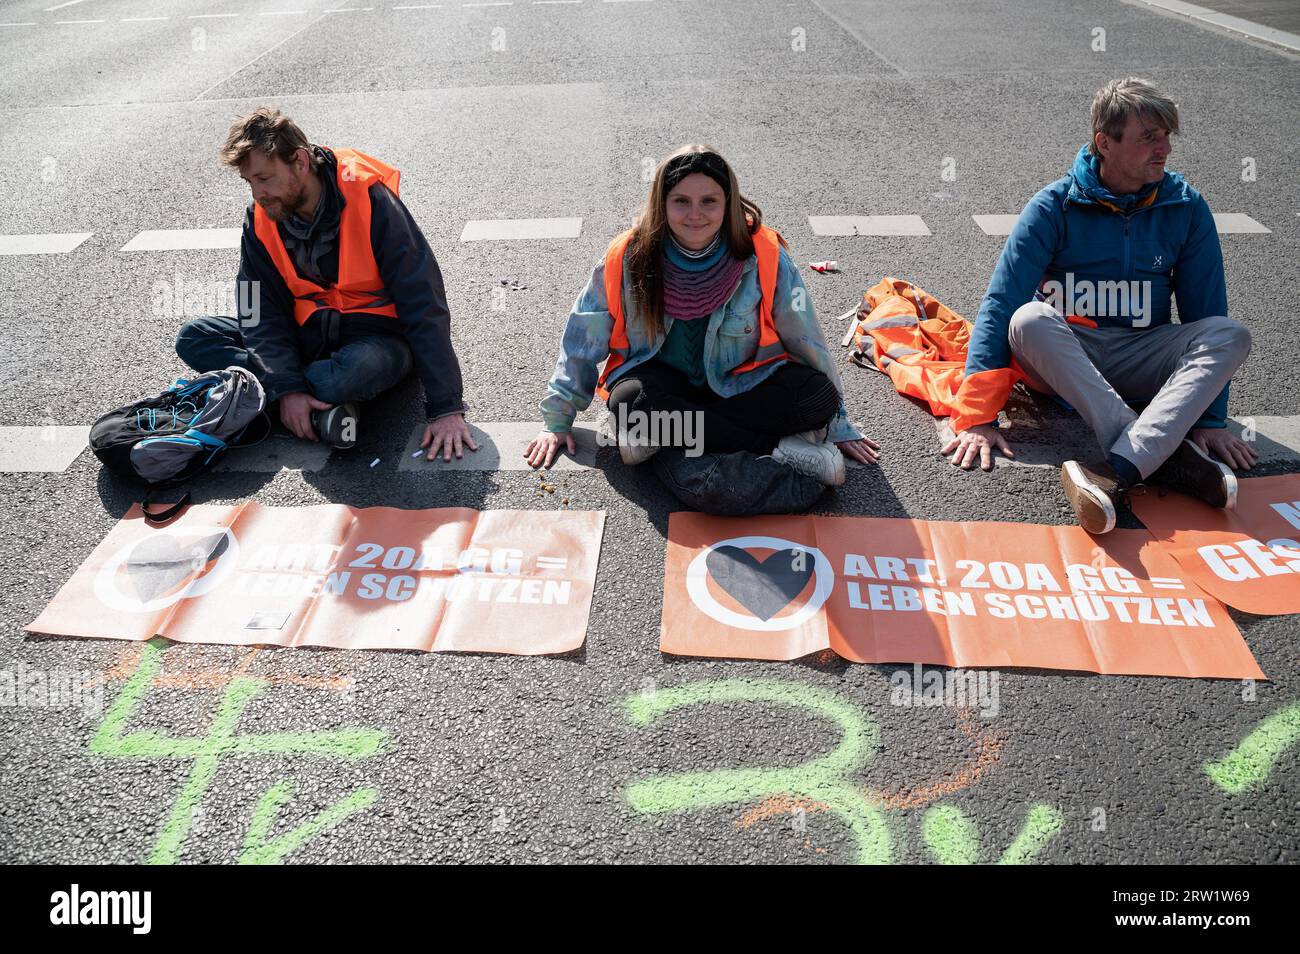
[175, 315, 412, 405]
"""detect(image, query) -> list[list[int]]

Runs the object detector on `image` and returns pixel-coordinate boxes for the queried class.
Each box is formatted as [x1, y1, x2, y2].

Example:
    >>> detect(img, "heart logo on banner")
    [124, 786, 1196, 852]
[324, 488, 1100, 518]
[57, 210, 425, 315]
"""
[705, 545, 814, 622]
[124, 532, 230, 604]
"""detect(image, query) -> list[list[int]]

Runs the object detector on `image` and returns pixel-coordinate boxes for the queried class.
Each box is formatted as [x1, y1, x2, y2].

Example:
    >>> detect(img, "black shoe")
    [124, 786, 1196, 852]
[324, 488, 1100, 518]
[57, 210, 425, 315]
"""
[311, 403, 359, 450]
[1061, 459, 1132, 535]
[1149, 439, 1237, 510]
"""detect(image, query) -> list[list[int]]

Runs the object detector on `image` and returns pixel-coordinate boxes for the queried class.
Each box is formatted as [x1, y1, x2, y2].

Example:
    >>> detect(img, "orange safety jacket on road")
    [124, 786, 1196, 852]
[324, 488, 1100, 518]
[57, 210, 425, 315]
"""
[595, 224, 789, 397]
[252, 147, 402, 327]
[850, 277, 1030, 430]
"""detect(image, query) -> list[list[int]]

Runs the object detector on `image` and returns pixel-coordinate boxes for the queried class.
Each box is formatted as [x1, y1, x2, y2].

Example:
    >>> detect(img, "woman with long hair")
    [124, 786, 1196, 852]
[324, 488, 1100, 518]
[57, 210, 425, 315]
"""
[525, 145, 878, 513]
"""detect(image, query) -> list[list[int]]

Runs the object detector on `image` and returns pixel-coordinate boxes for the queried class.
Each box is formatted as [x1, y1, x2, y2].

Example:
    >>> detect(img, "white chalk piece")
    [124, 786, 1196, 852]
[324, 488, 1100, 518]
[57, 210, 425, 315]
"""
[369, 458, 380, 468]
[837, 308, 860, 347]
[411, 449, 425, 457]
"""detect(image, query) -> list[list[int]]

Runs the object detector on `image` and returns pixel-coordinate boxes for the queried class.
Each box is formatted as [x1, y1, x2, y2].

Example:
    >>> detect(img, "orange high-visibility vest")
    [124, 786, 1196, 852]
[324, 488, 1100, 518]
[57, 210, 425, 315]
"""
[595, 225, 788, 396]
[252, 147, 402, 326]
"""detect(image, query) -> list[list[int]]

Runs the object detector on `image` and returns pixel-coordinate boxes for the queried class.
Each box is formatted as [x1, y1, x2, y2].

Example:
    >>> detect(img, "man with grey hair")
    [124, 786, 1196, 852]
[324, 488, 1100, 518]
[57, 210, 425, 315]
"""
[943, 77, 1254, 534]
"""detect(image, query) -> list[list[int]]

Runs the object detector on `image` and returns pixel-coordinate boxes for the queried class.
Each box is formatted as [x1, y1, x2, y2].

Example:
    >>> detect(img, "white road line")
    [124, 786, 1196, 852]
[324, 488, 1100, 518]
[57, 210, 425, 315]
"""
[1213, 213, 1271, 234]
[0, 233, 93, 255]
[193, 11, 327, 102]
[325, 6, 374, 10]
[399, 422, 602, 472]
[0, 426, 90, 474]
[1229, 416, 1300, 462]
[808, 215, 931, 237]
[212, 435, 333, 473]
[120, 229, 241, 252]
[534, 1, 580, 4]
[972, 214, 1020, 236]
[393, 3, 443, 7]
[1134, 0, 1300, 53]
[190, 13, 241, 18]
[54, 19, 106, 24]
[44, 0, 95, 11]
[259, 9, 309, 15]
[460, 217, 583, 241]
[463, 2, 512, 6]
[932, 414, 1300, 470]
[1, 22, 37, 27]
[121, 16, 170, 21]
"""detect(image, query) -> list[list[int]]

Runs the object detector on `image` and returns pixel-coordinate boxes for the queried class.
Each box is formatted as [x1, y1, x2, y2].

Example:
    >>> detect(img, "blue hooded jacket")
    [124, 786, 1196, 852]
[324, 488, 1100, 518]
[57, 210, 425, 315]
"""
[957, 144, 1230, 431]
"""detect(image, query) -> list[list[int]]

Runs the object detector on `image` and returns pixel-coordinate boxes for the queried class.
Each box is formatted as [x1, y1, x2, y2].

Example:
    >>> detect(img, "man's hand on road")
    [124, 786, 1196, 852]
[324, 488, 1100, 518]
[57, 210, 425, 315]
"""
[421, 413, 478, 461]
[942, 422, 1015, 471]
[1191, 427, 1257, 471]
[280, 392, 332, 441]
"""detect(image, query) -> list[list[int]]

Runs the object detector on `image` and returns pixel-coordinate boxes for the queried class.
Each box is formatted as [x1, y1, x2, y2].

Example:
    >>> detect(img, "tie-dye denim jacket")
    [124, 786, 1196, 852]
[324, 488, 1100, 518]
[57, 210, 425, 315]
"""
[539, 243, 862, 443]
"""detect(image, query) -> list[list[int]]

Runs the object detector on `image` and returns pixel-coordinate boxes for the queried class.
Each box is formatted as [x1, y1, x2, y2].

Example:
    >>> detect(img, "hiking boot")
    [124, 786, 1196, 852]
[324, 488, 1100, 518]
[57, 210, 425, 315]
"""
[772, 429, 845, 487]
[311, 402, 359, 450]
[1149, 438, 1238, 510]
[1061, 459, 1130, 535]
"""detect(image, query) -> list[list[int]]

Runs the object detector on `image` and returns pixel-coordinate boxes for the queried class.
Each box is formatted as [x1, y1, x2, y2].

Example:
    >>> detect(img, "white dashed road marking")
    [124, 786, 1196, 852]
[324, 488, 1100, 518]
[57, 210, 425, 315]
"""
[972, 214, 1020, 236]
[808, 215, 932, 237]
[1213, 213, 1271, 234]
[0, 426, 90, 474]
[460, 218, 584, 241]
[120, 229, 241, 252]
[399, 422, 603, 472]
[0, 233, 93, 255]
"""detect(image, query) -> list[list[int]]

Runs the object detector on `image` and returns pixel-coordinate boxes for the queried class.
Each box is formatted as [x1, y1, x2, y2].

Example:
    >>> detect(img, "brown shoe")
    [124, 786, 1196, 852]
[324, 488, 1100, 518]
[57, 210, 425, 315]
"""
[1149, 439, 1237, 510]
[1061, 460, 1128, 535]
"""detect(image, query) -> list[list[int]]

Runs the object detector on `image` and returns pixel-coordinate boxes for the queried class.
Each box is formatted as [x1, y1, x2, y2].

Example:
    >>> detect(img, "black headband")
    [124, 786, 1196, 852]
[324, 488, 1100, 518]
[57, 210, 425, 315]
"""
[663, 152, 731, 193]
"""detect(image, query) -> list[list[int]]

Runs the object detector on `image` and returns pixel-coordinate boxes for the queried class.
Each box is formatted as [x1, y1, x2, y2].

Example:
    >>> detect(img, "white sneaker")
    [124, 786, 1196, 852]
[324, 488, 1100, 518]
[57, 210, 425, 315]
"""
[619, 439, 659, 466]
[602, 411, 659, 465]
[772, 430, 845, 486]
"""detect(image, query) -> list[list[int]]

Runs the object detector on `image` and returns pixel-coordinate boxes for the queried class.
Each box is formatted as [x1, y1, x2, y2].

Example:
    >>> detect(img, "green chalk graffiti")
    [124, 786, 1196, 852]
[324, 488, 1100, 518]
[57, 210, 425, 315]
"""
[624, 679, 893, 864]
[1205, 702, 1300, 795]
[90, 640, 388, 864]
[241, 780, 378, 865]
[922, 804, 1063, 865]
[920, 805, 979, 864]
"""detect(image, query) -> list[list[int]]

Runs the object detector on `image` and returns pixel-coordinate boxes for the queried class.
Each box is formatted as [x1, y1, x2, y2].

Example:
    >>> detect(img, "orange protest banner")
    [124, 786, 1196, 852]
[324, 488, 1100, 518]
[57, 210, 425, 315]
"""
[662, 513, 1264, 678]
[27, 503, 605, 655]
[1130, 474, 1300, 617]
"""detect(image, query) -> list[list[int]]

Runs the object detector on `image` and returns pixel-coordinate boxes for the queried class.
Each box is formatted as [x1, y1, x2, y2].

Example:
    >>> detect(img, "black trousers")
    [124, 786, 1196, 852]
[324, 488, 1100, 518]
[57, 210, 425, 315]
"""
[605, 359, 840, 455]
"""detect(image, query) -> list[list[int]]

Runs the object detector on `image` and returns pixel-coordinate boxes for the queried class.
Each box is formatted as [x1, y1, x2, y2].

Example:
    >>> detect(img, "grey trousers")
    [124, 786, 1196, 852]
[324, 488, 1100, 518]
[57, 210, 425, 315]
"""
[1006, 302, 1252, 477]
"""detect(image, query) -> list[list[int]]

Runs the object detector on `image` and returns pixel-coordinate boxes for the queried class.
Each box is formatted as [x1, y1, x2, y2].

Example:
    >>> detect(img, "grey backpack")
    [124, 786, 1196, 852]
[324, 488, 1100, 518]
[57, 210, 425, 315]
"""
[90, 367, 270, 521]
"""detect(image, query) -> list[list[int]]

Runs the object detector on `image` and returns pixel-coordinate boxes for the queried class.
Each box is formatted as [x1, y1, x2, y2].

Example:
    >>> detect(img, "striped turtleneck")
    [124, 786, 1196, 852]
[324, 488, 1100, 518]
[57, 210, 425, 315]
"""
[661, 229, 745, 321]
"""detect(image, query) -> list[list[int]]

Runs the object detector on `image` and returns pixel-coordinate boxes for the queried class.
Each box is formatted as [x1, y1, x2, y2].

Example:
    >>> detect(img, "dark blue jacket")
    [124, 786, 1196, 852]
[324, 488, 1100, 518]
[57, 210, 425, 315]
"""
[959, 144, 1230, 430]
[236, 147, 464, 420]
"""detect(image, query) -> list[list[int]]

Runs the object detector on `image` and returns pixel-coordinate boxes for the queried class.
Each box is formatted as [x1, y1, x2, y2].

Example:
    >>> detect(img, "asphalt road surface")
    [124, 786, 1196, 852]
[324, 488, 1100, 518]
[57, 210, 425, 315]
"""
[1, 0, 1297, 864]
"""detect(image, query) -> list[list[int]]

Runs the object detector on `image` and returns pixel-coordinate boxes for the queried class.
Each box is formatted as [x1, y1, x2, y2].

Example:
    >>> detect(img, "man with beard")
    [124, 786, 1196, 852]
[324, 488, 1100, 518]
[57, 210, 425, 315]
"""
[176, 107, 474, 459]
